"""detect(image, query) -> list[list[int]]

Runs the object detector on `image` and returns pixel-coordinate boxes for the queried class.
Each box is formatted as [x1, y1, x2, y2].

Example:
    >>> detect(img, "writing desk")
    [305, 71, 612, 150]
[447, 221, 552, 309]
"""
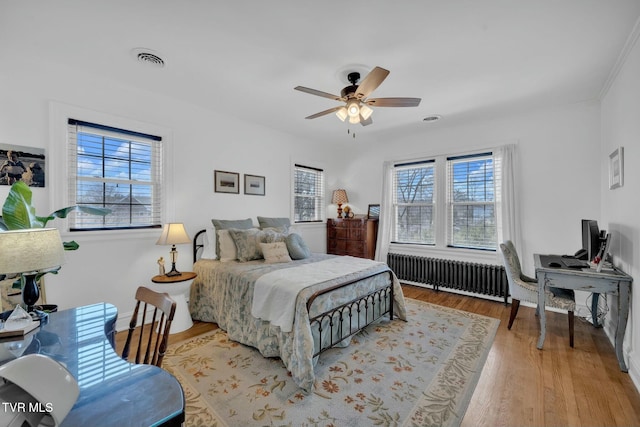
[0, 303, 185, 427]
[534, 254, 633, 372]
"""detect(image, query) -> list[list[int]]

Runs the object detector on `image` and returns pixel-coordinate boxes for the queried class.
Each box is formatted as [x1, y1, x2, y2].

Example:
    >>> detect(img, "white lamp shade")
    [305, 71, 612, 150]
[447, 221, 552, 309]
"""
[156, 223, 191, 246]
[0, 228, 65, 275]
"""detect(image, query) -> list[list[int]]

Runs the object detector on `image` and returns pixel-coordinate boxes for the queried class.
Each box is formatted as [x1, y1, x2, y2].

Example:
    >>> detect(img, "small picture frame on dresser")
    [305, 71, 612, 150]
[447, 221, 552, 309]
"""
[367, 204, 380, 219]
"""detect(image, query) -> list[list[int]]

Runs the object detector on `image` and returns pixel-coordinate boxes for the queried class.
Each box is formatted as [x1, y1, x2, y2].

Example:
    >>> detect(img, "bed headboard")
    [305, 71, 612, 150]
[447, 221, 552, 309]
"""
[193, 229, 207, 263]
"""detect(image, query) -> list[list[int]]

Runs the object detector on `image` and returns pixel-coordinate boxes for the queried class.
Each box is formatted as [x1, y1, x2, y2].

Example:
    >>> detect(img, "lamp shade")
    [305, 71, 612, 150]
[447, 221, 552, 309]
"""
[155, 223, 191, 246]
[331, 189, 349, 205]
[0, 228, 65, 275]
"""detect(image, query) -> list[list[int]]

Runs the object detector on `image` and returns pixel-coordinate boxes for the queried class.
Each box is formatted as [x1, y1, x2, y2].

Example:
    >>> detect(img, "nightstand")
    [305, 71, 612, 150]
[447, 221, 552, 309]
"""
[151, 271, 197, 334]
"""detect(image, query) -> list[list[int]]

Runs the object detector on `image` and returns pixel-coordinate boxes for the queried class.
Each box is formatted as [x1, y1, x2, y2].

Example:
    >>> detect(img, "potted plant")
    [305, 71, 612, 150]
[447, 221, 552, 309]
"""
[0, 181, 111, 312]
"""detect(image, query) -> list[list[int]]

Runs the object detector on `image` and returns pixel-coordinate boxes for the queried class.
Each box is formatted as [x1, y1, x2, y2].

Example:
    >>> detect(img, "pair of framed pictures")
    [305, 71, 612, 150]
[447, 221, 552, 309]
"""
[214, 170, 265, 196]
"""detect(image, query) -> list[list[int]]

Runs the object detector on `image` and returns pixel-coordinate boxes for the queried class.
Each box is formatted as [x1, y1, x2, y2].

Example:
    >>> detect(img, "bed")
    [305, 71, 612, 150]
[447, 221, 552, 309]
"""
[188, 220, 407, 392]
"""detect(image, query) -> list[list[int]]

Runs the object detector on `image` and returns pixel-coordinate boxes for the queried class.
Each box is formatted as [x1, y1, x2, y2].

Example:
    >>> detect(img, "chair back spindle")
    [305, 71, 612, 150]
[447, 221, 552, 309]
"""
[122, 286, 176, 367]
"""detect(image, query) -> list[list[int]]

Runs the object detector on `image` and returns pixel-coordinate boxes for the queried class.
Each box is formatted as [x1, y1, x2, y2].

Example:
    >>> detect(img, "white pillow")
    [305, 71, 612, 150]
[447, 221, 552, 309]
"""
[200, 228, 217, 260]
[218, 229, 238, 262]
[260, 242, 292, 264]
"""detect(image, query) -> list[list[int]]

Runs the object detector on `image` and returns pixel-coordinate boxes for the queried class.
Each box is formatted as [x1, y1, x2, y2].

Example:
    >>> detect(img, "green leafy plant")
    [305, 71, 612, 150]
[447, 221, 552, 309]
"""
[1, 181, 111, 250]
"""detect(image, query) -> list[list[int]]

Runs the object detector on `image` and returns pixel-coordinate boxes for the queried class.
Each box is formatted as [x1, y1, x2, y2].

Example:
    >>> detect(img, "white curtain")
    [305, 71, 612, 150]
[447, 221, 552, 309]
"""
[495, 143, 522, 256]
[375, 160, 394, 262]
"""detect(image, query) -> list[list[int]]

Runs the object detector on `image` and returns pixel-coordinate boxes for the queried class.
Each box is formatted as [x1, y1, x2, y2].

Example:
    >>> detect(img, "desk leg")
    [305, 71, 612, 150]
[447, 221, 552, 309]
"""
[591, 293, 602, 328]
[537, 274, 547, 350]
[616, 281, 630, 372]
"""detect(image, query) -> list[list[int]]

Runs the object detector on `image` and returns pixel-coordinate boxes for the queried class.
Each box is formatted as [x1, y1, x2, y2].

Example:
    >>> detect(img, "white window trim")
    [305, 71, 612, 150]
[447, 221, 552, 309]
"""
[290, 159, 326, 225]
[383, 144, 516, 266]
[49, 102, 175, 242]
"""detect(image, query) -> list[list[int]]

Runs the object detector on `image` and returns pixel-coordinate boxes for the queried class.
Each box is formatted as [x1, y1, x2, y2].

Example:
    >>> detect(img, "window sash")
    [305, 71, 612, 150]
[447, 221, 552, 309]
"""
[392, 160, 435, 244]
[67, 120, 163, 231]
[293, 164, 324, 223]
[446, 153, 496, 250]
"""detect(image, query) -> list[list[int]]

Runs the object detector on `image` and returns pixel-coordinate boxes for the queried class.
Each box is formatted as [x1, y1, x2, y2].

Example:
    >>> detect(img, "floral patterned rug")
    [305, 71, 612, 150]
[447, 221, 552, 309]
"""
[163, 298, 499, 427]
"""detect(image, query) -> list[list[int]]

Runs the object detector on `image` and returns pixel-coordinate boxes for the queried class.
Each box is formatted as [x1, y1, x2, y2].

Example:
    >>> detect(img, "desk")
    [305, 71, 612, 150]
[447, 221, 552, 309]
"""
[0, 303, 185, 427]
[534, 254, 633, 372]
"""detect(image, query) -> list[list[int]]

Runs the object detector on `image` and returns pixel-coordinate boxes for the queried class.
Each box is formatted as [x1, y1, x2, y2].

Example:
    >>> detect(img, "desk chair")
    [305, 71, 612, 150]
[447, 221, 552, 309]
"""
[500, 241, 576, 347]
[122, 286, 176, 368]
[0, 354, 79, 427]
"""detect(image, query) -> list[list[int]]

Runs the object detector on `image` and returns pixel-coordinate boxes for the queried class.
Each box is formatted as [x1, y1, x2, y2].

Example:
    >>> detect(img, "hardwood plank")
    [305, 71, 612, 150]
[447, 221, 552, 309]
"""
[115, 284, 640, 426]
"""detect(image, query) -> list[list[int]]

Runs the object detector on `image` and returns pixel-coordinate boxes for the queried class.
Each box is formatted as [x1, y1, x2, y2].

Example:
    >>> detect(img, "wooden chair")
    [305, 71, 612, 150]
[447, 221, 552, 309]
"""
[122, 286, 176, 367]
[500, 241, 576, 347]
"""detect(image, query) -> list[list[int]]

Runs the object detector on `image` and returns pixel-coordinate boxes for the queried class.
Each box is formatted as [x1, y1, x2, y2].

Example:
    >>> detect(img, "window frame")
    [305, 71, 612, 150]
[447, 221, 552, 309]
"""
[390, 150, 499, 253]
[49, 102, 174, 241]
[67, 119, 163, 231]
[292, 163, 325, 224]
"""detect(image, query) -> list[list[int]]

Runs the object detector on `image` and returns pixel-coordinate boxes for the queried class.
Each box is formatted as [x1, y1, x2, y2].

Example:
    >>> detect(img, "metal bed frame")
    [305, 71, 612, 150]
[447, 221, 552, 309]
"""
[192, 229, 395, 356]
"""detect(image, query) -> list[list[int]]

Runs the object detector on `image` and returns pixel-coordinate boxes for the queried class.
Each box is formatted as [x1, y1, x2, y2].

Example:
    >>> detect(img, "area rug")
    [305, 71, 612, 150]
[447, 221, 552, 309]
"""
[163, 298, 499, 427]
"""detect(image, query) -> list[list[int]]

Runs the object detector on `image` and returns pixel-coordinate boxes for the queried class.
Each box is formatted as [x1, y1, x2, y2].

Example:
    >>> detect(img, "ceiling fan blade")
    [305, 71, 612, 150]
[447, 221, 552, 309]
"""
[294, 86, 343, 101]
[355, 66, 390, 99]
[365, 97, 421, 107]
[305, 106, 343, 120]
[360, 116, 373, 126]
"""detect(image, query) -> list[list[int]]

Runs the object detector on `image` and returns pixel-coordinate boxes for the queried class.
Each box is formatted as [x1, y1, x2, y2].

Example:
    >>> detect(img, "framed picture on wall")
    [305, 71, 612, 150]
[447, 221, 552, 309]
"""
[0, 143, 46, 187]
[214, 170, 240, 194]
[609, 147, 624, 190]
[244, 174, 265, 196]
[367, 204, 380, 219]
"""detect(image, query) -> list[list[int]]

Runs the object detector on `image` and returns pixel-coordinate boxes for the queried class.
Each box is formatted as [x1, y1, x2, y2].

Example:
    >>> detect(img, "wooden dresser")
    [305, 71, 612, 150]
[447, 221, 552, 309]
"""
[326, 218, 379, 259]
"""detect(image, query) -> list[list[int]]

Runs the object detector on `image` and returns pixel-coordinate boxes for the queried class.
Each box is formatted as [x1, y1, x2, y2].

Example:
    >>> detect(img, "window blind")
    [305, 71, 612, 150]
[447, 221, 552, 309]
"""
[293, 164, 324, 223]
[392, 160, 436, 244]
[67, 119, 163, 231]
[446, 152, 496, 249]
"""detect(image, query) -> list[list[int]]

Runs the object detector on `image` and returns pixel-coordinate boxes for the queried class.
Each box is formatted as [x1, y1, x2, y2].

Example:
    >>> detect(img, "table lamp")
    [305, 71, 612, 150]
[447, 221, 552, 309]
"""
[0, 228, 65, 319]
[156, 223, 191, 277]
[332, 189, 349, 218]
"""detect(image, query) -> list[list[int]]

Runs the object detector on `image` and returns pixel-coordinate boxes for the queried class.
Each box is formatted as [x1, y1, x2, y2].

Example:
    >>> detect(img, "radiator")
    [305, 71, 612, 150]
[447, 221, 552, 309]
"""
[387, 253, 509, 303]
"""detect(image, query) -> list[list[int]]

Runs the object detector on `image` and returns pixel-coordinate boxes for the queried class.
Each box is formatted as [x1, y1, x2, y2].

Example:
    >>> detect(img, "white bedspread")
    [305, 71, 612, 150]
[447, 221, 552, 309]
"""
[251, 256, 384, 332]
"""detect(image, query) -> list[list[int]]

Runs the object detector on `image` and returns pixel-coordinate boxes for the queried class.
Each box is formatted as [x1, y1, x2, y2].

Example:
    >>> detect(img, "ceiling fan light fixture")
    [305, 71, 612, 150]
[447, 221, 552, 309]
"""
[347, 99, 360, 118]
[348, 115, 360, 124]
[335, 107, 348, 122]
[360, 104, 373, 121]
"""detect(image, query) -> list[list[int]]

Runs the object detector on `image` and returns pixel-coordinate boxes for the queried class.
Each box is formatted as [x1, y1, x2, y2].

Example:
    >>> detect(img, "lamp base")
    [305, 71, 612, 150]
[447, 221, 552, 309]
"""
[165, 263, 181, 277]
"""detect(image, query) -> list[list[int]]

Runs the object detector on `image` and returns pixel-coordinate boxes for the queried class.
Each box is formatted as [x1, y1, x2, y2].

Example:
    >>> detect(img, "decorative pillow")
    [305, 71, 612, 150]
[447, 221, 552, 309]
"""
[228, 228, 264, 262]
[211, 218, 253, 257]
[217, 230, 238, 262]
[257, 216, 291, 233]
[260, 242, 292, 264]
[260, 228, 288, 244]
[285, 233, 311, 260]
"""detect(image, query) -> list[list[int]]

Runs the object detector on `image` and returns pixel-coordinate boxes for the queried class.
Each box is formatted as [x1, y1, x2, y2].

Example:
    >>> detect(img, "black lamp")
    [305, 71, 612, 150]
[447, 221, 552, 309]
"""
[156, 223, 191, 277]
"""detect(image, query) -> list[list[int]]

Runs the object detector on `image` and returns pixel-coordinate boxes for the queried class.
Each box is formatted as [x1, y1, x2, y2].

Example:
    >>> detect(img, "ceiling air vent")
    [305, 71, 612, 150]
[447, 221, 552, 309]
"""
[131, 48, 165, 68]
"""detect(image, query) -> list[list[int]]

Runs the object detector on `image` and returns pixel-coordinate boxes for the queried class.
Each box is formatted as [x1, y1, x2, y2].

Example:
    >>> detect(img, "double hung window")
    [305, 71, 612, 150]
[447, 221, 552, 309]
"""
[67, 119, 163, 231]
[293, 164, 324, 223]
[392, 151, 498, 251]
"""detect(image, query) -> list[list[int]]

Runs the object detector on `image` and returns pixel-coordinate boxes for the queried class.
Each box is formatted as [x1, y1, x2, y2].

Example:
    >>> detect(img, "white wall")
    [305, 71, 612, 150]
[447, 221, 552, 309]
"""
[0, 55, 335, 324]
[600, 25, 640, 390]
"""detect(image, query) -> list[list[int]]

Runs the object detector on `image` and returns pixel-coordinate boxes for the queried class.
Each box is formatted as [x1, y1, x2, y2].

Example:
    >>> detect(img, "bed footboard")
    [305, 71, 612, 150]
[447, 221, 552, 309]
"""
[307, 269, 394, 357]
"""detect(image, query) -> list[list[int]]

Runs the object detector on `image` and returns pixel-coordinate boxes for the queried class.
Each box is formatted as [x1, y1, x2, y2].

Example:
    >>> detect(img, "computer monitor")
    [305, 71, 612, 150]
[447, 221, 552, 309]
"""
[581, 219, 601, 262]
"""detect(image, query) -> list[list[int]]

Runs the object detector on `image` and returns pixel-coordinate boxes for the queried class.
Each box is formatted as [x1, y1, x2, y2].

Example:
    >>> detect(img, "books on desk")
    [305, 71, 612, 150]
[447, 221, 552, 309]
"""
[0, 319, 39, 339]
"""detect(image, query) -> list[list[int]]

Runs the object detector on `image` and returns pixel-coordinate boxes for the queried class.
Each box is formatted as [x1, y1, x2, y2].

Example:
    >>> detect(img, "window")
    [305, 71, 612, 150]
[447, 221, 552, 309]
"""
[392, 160, 435, 244]
[67, 119, 163, 231]
[293, 164, 324, 223]
[447, 153, 496, 249]
[391, 151, 498, 251]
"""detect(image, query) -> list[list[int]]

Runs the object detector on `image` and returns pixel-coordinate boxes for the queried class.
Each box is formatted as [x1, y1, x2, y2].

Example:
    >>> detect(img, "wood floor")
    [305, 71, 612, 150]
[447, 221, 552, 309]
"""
[115, 284, 640, 427]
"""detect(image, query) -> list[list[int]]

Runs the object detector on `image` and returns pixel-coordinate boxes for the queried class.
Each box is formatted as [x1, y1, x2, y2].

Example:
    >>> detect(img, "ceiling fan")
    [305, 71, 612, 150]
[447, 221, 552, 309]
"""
[294, 66, 421, 126]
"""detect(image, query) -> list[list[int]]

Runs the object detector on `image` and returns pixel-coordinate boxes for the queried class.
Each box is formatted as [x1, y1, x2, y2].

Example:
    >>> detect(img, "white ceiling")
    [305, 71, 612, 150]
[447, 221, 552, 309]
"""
[2, 1, 640, 144]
